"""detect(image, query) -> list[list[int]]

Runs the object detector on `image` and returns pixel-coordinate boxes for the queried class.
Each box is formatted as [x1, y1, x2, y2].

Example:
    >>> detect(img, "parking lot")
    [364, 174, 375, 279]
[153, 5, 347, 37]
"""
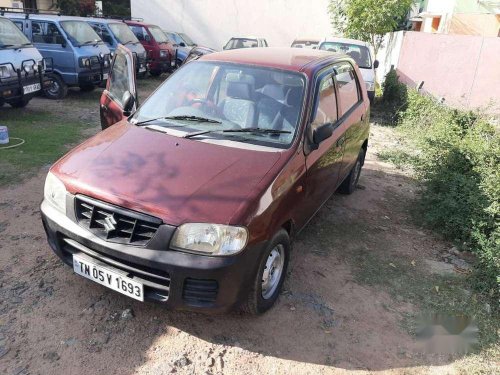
[1, 77, 494, 375]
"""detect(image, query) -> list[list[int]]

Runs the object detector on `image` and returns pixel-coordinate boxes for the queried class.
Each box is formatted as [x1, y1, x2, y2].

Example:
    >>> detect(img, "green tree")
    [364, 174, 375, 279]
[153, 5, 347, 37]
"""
[328, 0, 413, 59]
[56, 0, 95, 16]
[102, 0, 131, 18]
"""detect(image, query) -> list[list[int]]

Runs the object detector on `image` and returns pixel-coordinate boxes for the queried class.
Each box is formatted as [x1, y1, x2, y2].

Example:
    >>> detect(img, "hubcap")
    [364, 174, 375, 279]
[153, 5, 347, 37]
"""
[261, 244, 285, 300]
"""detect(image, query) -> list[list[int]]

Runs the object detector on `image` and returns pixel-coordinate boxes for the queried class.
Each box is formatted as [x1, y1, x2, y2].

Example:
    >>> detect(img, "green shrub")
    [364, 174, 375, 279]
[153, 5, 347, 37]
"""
[395, 90, 499, 302]
[382, 69, 408, 123]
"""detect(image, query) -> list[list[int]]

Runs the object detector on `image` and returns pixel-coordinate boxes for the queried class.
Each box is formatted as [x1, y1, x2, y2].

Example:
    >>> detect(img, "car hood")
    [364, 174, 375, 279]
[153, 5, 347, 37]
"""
[52, 123, 281, 226]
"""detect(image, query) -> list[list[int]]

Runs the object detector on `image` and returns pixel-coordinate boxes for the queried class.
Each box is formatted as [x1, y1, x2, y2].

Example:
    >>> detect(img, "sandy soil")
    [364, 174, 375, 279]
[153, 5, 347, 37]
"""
[0, 84, 480, 375]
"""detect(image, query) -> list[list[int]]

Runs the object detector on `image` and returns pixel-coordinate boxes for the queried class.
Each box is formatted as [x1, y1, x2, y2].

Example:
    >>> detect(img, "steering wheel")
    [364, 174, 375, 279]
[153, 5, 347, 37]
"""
[189, 97, 219, 116]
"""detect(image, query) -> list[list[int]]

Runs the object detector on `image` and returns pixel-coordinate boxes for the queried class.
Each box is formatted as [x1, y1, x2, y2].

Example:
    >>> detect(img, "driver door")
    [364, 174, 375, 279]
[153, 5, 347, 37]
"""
[99, 45, 137, 130]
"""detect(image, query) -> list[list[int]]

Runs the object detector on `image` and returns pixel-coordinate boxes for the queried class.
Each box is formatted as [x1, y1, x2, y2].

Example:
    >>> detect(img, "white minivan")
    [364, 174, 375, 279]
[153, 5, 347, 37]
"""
[319, 37, 378, 103]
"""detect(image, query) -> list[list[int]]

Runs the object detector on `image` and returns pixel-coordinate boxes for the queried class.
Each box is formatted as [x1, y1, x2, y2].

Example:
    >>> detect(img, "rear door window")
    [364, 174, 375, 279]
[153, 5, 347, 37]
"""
[333, 62, 361, 116]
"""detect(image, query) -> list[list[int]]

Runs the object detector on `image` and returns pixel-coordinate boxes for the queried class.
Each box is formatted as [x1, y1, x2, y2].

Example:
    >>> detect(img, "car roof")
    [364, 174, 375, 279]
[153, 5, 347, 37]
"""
[200, 47, 347, 72]
[320, 37, 370, 47]
[84, 17, 126, 25]
[2, 13, 86, 22]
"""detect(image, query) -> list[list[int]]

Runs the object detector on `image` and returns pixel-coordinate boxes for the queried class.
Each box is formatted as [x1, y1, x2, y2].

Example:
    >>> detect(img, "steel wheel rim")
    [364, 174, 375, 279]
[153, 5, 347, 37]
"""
[47, 79, 60, 96]
[261, 244, 285, 300]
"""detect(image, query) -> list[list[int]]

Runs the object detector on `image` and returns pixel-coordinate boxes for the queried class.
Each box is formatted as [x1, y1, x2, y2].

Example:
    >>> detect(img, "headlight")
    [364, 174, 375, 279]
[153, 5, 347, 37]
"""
[365, 81, 375, 91]
[0, 65, 11, 78]
[79, 57, 91, 68]
[44, 172, 67, 213]
[171, 223, 248, 256]
[160, 50, 168, 58]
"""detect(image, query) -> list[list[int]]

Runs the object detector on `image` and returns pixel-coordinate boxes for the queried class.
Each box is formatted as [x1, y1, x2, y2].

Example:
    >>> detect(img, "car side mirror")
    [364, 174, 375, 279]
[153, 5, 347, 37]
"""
[122, 91, 136, 116]
[312, 123, 333, 145]
[373, 60, 379, 69]
[179, 42, 186, 47]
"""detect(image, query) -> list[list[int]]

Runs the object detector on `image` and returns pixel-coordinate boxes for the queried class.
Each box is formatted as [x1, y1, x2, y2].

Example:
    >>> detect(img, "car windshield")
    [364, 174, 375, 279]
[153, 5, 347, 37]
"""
[225, 38, 258, 49]
[109, 22, 139, 44]
[320, 42, 372, 68]
[0, 17, 31, 48]
[61, 20, 102, 46]
[166, 32, 183, 45]
[131, 61, 305, 149]
[179, 32, 195, 46]
[148, 26, 169, 43]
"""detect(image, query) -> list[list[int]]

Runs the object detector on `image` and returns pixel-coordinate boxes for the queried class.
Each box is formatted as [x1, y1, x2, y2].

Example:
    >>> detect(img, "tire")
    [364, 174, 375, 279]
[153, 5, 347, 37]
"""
[43, 74, 68, 100]
[338, 148, 366, 195]
[241, 229, 290, 315]
[137, 71, 147, 79]
[0, 99, 4, 107]
[8, 97, 30, 108]
[79, 84, 95, 92]
[149, 69, 162, 77]
[175, 58, 183, 69]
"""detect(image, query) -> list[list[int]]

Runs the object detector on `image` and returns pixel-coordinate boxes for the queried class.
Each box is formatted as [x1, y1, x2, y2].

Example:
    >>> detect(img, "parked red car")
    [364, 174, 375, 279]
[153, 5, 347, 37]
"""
[125, 20, 174, 76]
[42, 46, 370, 314]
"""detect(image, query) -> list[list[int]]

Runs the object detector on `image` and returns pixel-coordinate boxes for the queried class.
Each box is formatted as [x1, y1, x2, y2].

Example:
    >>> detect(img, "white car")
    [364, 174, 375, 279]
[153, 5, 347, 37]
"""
[223, 36, 268, 50]
[319, 37, 378, 103]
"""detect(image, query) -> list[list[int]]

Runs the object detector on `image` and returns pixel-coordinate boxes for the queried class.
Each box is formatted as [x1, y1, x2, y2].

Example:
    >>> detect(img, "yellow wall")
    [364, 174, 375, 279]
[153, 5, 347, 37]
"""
[449, 14, 500, 37]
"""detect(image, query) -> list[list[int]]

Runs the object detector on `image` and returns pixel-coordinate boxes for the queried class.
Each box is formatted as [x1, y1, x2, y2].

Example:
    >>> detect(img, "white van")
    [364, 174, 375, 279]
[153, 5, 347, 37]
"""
[319, 37, 378, 103]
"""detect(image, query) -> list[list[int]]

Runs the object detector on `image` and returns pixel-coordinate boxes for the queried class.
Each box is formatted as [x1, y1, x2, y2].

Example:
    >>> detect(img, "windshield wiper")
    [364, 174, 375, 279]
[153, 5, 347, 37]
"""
[223, 128, 291, 134]
[123, 40, 137, 45]
[163, 115, 221, 124]
[80, 40, 99, 46]
[0, 44, 15, 48]
[134, 115, 220, 126]
[184, 127, 291, 139]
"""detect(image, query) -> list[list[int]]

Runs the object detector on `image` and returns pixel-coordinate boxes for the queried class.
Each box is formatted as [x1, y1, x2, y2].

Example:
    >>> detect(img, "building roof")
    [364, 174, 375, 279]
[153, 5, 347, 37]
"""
[200, 47, 343, 72]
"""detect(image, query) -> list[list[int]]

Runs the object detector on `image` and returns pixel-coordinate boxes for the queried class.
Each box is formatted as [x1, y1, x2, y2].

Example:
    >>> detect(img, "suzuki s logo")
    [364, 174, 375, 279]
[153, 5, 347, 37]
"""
[103, 215, 117, 233]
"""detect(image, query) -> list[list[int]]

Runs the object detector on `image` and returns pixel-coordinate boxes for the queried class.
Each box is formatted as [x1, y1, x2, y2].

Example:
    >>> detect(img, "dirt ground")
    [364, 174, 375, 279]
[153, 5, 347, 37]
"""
[0, 82, 494, 375]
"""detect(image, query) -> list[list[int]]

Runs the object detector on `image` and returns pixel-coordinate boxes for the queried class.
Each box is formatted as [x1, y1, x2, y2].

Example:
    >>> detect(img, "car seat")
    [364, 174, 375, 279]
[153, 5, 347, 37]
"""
[219, 73, 256, 128]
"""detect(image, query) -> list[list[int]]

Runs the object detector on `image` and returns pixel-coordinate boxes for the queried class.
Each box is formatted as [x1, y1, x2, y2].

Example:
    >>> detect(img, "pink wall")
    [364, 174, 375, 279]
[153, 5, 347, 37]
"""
[396, 31, 500, 113]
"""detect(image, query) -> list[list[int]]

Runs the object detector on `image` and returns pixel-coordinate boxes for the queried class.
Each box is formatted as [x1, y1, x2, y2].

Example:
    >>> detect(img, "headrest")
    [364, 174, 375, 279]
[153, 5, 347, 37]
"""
[261, 84, 287, 102]
[225, 72, 255, 85]
[227, 81, 252, 100]
[286, 87, 302, 107]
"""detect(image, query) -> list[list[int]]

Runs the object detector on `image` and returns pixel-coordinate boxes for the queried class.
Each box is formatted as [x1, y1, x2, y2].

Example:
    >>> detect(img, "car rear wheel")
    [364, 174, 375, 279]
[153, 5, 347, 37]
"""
[44, 74, 68, 100]
[241, 229, 290, 314]
[338, 148, 366, 195]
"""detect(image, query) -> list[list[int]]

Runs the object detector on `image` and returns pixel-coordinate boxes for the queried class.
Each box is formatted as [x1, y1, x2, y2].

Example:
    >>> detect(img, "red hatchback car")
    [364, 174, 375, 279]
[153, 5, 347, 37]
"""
[125, 20, 174, 76]
[41, 46, 370, 314]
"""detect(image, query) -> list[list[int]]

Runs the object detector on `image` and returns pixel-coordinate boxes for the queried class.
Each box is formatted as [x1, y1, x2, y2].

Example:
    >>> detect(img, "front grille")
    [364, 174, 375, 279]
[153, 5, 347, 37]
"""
[59, 236, 170, 302]
[183, 278, 219, 305]
[74, 195, 162, 246]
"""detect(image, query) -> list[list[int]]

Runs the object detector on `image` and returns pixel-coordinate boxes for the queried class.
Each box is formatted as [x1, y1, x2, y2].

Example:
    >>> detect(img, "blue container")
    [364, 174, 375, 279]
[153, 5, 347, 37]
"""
[0, 126, 9, 145]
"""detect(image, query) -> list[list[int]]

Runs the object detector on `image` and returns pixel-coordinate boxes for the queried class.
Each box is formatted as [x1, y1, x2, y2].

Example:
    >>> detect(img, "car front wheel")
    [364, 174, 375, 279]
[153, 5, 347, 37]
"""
[241, 229, 290, 314]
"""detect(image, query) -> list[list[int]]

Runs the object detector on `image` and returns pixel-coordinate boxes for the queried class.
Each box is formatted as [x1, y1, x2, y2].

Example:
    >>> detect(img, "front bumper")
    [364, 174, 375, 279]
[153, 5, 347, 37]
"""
[0, 75, 42, 101]
[40, 196, 266, 313]
[77, 69, 108, 86]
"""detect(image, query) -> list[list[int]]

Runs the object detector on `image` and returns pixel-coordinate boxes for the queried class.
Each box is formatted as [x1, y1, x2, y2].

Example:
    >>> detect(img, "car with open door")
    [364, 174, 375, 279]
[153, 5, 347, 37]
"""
[100, 44, 137, 130]
[41, 48, 370, 314]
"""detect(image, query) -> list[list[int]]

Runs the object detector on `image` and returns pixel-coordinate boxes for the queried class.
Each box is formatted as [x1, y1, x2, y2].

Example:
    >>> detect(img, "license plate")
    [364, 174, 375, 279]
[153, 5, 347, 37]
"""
[73, 253, 144, 301]
[23, 83, 41, 94]
[139, 66, 146, 73]
[103, 73, 109, 80]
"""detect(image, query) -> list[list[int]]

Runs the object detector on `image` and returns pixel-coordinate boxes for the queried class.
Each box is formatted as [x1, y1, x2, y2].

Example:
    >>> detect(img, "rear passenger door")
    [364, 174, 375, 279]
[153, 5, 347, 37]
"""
[304, 69, 345, 216]
[332, 61, 367, 179]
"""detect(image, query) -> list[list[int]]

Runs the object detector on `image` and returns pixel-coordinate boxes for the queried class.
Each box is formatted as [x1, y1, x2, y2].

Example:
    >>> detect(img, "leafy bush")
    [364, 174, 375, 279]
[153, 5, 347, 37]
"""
[382, 69, 408, 122]
[395, 90, 499, 301]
